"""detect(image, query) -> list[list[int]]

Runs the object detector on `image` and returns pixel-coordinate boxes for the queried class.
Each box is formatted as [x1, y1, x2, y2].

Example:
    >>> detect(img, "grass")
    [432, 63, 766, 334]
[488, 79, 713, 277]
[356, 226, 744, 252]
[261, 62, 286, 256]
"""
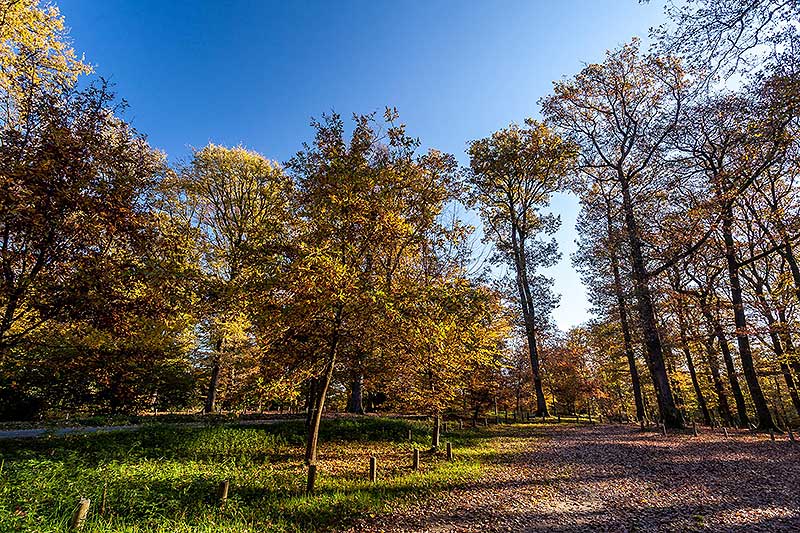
[0, 417, 503, 532]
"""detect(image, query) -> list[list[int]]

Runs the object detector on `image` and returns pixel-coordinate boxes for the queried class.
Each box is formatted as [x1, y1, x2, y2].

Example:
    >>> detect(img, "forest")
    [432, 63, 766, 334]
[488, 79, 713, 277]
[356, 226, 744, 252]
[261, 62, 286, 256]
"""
[1, 0, 799, 532]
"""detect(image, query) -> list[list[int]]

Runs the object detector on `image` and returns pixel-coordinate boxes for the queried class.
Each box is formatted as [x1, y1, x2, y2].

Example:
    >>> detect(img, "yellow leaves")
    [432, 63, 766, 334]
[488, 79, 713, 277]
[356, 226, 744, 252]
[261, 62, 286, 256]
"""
[0, 0, 91, 109]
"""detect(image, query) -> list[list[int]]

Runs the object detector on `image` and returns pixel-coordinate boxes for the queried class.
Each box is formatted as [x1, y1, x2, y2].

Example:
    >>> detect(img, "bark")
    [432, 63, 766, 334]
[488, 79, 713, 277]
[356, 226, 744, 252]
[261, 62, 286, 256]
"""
[678, 308, 712, 425]
[702, 306, 749, 427]
[619, 177, 681, 427]
[510, 219, 548, 416]
[610, 236, 645, 421]
[305, 307, 342, 472]
[431, 413, 441, 450]
[701, 331, 734, 426]
[721, 209, 775, 429]
[346, 374, 364, 414]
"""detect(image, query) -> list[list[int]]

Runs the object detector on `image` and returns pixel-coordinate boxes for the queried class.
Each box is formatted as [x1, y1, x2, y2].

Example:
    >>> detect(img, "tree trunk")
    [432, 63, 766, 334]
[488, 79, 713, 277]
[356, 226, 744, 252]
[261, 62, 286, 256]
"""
[204, 351, 222, 414]
[510, 220, 548, 417]
[678, 308, 712, 426]
[700, 331, 733, 426]
[703, 307, 749, 427]
[721, 209, 775, 429]
[431, 413, 441, 450]
[619, 178, 681, 427]
[346, 374, 364, 414]
[305, 310, 342, 476]
[610, 240, 645, 421]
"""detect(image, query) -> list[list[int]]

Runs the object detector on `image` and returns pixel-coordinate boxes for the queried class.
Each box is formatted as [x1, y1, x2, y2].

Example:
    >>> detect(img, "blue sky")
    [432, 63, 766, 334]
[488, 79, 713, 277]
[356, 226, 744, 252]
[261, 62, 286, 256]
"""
[58, 0, 665, 330]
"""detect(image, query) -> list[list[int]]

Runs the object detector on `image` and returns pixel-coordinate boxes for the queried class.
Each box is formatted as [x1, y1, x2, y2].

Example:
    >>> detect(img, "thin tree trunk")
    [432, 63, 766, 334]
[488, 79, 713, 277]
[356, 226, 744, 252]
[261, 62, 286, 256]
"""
[204, 339, 223, 414]
[700, 330, 733, 426]
[678, 307, 712, 425]
[619, 178, 681, 427]
[431, 413, 441, 450]
[721, 210, 775, 429]
[703, 305, 749, 427]
[305, 309, 342, 472]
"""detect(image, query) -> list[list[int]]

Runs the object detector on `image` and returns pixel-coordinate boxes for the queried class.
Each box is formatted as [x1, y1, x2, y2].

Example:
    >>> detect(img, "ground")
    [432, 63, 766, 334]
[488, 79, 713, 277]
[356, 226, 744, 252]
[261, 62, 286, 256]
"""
[347, 424, 800, 532]
[2, 419, 798, 532]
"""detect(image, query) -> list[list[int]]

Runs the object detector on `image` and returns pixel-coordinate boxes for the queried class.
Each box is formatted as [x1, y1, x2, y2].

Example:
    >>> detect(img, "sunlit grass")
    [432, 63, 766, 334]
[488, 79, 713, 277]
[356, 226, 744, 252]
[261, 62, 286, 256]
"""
[0, 418, 504, 532]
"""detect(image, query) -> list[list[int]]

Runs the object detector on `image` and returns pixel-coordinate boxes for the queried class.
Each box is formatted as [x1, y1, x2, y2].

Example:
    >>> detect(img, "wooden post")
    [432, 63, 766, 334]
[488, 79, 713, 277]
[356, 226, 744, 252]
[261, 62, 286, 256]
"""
[557, 413, 561, 423]
[770, 428, 775, 442]
[446, 442, 453, 461]
[483, 417, 488, 427]
[443, 421, 448, 433]
[789, 427, 796, 443]
[306, 464, 317, 494]
[723, 427, 729, 438]
[412, 449, 420, 471]
[408, 428, 412, 441]
[217, 480, 229, 507]
[70, 498, 90, 530]
[692, 421, 698, 437]
[99, 482, 107, 516]
[369, 456, 377, 483]
[458, 419, 463, 430]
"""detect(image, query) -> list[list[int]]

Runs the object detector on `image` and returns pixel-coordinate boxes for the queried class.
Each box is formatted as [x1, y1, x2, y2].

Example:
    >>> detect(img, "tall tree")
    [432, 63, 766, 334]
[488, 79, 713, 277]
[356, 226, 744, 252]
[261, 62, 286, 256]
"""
[467, 119, 575, 416]
[543, 39, 689, 427]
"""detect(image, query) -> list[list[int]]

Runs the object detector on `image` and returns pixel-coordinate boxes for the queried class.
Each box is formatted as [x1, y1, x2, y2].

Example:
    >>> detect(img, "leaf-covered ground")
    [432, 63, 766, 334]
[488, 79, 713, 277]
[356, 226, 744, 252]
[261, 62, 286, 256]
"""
[347, 424, 800, 532]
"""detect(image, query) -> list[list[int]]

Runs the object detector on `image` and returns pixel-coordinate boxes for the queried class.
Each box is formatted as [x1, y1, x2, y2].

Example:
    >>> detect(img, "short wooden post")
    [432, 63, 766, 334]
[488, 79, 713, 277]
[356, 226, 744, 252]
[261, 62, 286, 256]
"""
[408, 428, 413, 441]
[70, 498, 90, 530]
[217, 480, 229, 507]
[412, 448, 420, 471]
[789, 427, 796, 443]
[770, 428, 775, 442]
[369, 456, 377, 482]
[446, 442, 453, 461]
[557, 413, 561, 423]
[692, 421, 698, 437]
[306, 464, 317, 494]
[443, 421, 448, 433]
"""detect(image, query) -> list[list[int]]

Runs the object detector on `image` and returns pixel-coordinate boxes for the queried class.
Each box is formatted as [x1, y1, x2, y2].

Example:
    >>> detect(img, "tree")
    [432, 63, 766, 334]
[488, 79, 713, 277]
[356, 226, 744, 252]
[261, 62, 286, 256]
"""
[174, 144, 293, 413]
[542, 39, 690, 427]
[287, 109, 459, 491]
[467, 119, 575, 416]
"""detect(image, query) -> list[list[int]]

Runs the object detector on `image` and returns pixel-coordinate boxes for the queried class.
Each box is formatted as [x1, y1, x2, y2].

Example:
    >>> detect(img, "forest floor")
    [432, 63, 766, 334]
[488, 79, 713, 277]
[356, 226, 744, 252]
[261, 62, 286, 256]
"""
[346, 424, 800, 533]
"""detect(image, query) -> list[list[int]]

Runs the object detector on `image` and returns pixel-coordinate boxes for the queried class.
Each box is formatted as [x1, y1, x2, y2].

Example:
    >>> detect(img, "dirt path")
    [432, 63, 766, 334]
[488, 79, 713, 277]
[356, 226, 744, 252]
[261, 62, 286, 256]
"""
[348, 424, 800, 532]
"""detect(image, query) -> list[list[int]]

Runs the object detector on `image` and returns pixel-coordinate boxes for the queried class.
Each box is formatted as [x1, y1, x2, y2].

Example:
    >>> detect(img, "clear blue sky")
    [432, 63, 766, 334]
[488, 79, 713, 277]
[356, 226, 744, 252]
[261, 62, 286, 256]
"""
[58, 0, 665, 330]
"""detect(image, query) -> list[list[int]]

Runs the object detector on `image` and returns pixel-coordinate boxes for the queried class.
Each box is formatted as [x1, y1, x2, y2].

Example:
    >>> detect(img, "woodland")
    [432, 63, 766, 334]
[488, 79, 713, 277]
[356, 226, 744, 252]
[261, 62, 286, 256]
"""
[1, 0, 799, 531]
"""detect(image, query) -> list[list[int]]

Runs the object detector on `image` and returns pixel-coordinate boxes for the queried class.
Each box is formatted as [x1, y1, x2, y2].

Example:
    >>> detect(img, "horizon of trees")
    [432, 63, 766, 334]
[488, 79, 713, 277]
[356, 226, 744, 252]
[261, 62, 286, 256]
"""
[1, 0, 799, 488]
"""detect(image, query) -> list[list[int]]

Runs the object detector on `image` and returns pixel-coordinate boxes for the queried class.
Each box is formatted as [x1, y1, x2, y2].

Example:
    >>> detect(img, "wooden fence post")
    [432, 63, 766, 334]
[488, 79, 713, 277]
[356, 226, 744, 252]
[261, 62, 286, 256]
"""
[369, 456, 377, 483]
[217, 480, 229, 507]
[70, 498, 90, 530]
[412, 449, 420, 471]
[99, 482, 107, 517]
[446, 442, 453, 461]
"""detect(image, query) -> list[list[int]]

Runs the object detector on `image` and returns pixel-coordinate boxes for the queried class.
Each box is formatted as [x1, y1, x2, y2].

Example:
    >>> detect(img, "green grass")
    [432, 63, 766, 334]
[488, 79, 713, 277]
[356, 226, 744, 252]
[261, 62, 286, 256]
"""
[0, 418, 501, 532]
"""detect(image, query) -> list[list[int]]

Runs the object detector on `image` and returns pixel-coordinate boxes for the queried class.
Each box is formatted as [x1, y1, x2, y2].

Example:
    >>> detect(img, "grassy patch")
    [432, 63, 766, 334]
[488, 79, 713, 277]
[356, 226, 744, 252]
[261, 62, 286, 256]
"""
[0, 418, 503, 532]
